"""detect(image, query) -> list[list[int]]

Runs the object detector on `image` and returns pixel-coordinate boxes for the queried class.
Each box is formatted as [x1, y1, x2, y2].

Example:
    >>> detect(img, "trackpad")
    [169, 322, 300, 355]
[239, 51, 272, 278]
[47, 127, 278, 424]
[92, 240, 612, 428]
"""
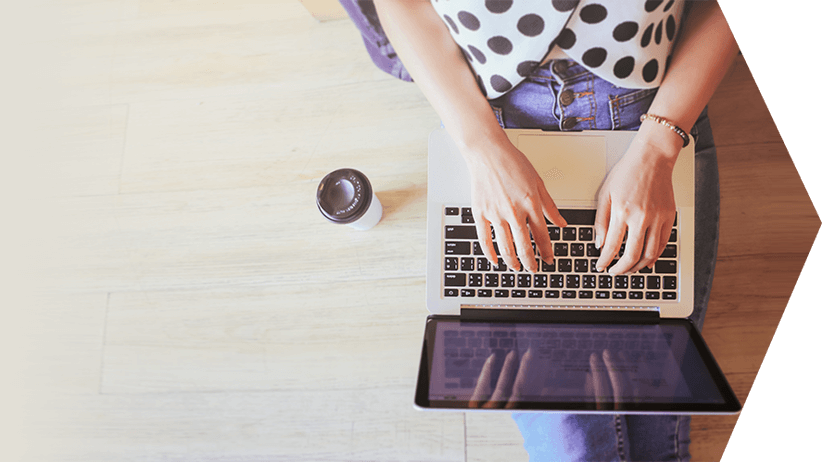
[516, 134, 607, 202]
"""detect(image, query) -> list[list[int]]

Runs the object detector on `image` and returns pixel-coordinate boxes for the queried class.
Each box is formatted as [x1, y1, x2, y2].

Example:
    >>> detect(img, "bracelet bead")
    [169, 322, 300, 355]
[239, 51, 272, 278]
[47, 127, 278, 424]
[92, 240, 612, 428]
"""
[640, 113, 690, 148]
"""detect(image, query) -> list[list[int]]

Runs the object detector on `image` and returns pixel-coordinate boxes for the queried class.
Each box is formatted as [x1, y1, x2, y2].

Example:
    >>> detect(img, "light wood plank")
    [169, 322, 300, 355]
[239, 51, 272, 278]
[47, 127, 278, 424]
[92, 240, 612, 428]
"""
[37, 3, 821, 462]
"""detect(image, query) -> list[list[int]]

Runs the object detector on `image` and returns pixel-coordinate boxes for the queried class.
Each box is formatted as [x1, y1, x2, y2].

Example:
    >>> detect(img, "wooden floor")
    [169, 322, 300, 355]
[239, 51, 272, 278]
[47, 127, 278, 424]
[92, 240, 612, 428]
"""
[13, 1, 819, 461]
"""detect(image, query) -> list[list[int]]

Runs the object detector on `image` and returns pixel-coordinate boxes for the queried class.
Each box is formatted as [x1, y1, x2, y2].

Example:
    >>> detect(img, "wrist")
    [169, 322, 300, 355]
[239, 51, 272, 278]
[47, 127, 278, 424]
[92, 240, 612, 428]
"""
[635, 118, 687, 165]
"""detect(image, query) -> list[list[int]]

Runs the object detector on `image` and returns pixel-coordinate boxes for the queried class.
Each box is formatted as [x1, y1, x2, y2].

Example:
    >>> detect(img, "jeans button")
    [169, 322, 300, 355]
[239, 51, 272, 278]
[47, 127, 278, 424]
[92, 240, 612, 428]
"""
[552, 60, 568, 75]
[561, 117, 578, 130]
[559, 89, 574, 106]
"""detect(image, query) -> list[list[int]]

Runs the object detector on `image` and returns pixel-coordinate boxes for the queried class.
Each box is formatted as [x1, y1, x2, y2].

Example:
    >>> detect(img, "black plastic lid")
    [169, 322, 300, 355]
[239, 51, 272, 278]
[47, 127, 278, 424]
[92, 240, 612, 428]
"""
[316, 168, 373, 224]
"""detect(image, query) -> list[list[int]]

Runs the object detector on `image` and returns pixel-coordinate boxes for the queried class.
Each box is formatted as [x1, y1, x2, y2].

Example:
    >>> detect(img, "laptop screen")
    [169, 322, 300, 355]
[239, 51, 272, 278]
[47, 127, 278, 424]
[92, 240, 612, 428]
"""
[415, 315, 740, 413]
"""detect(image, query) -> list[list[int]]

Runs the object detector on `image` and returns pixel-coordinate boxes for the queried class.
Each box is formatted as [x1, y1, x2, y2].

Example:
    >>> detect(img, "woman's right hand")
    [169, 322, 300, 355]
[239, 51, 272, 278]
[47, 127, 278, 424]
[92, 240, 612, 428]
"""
[464, 139, 567, 273]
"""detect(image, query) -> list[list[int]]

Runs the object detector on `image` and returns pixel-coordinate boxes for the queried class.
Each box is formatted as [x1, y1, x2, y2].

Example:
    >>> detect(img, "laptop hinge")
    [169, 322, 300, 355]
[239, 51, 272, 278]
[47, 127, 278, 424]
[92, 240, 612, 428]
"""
[459, 307, 661, 324]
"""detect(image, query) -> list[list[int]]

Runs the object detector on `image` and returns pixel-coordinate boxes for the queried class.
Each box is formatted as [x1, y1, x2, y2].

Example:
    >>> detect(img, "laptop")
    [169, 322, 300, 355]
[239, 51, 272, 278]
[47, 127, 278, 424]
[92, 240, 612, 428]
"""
[414, 128, 741, 414]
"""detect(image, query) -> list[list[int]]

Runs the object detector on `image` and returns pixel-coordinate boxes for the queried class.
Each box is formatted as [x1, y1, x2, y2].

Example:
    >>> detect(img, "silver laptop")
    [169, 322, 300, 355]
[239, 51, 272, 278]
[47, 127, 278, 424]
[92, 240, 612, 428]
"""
[414, 128, 740, 414]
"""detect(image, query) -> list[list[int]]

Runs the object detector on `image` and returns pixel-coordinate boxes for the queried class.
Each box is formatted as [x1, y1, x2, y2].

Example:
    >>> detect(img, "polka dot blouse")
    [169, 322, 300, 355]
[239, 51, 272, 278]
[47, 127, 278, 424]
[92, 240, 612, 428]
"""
[430, 0, 685, 100]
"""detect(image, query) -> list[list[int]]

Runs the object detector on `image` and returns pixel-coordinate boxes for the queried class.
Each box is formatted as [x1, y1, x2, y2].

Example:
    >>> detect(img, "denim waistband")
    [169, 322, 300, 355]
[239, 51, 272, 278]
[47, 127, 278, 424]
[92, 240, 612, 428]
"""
[490, 59, 659, 132]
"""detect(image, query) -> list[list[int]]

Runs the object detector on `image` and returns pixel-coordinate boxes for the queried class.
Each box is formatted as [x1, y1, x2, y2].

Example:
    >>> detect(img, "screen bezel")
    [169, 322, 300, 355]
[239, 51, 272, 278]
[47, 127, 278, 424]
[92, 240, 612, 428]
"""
[414, 314, 741, 414]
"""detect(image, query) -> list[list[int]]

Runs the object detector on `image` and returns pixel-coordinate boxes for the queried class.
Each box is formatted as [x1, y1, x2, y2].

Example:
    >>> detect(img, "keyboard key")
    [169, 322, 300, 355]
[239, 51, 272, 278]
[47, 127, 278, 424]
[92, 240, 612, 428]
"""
[444, 288, 459, 297]
[445, 207, 459, 216]
[582, 275, 597, 289]
[477, 257, 492, 271]
[562, 228, 577, 241]
[614, 275, 628, 289]
[445, 257, 458, 271]
[669, 229, 677, 242]
[554, 243, 568, 257]
[661, 244, 677, 258]
[557, 259, 572, 272]
[570, 243, 585, 256]
[550, 275, 564, 288]
[595, 291, 610, 299]
[663, 292, 677, 300]
[517, 274, 532, 287]
[444, 273, 466, 287]
[574, 259, 589, 273]
[473, 242, 484, 256]
[639, 266, 653, 274]
[445, 225, 478, 239]
[612, 291, 627, 299]
[494, 289, 509, 297]
[512, 290, 526, 298]
[655, 260, 677, 274]
[485, 274, 499, 287]
[579, 227, 594, 241]
[598, 275, 612, 289]
[445, 242, 471, 255]
[461, 215, 474, 224]
[478, 289, 492, 297]
[631, 275, 645, 289]
[541, 260, 556, 272]
[546, 290, 560, 298]
[647, 276, 661, 290]
[579, 290, 593, 299]
[493, 260, 507, 272]
[528, 290, 543, 298]
[461, 207, 472, 216]
[501, 274, 515, 287]
[460, 289, 475, 297]
[629, 291, 643, 300]
[646, 291, 660, 300]
[468, 274, 483, 287]
[562, 290, 577, 299]
[663, 276, 677, 289]
[460, 257, 474, 271]
[561, 209, 596, 225]
[566, 275, 580, 289]
[534, 274, 548, 288]
[586, 244, 600, 257]
[548, 226, 561, 241]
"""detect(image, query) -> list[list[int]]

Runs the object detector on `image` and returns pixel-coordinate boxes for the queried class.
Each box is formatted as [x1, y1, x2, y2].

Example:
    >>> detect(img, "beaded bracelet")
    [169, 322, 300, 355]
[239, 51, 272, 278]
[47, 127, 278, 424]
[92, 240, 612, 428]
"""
[640, 113, 690, 148]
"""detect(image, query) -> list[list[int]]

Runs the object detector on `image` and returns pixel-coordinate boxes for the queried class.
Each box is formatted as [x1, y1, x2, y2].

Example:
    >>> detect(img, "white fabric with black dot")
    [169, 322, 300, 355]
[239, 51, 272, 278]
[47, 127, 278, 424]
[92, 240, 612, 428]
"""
[430, 0, 685, 100]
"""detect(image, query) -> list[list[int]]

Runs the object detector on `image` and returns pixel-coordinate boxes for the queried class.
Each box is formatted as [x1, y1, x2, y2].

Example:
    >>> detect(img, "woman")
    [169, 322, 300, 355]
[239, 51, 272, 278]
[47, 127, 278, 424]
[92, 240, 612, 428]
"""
[341, 1, 738, 460]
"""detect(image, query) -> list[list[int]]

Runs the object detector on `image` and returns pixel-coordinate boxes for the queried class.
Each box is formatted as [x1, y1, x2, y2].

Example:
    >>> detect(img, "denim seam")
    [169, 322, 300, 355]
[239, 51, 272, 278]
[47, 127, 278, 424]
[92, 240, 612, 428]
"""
[491, 105, 505, 128]
[613, 415, 627, 461]
[609, 96, 621, 130]
[585, 76, 596, 130]
[674, 416, 682, 462]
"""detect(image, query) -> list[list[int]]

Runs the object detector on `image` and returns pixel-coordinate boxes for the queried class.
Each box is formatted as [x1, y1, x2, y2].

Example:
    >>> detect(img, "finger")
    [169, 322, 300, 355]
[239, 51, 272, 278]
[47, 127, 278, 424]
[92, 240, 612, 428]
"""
[512, 217, 538, 273]
[594, 192, 611, 250]
[468, 353, 496, 408]
[530, 212, 554, 266]
[487, 350, 518, 408]
[540, 187, 567, 228]
[610, 225, 647, 275]
[589, 352, 612, 410]
[494, 221, 521, 271]
[602, 349, 625, 409]
[505, 348, 533, 409]
[596, 213, 626, 273]
[628, 220, 669, 274]
[475, 216, 498, 267]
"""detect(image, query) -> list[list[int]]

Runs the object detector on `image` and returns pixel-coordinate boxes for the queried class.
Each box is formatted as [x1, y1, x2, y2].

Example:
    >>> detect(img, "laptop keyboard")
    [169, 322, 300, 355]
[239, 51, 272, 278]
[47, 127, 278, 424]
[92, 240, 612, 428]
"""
[442, 206, 679, 302]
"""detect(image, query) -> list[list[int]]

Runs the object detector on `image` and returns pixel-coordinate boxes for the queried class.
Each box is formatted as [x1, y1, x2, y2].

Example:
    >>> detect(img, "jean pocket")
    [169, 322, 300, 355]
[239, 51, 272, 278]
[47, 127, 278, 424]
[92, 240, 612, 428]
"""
[608, 87, 658, 130]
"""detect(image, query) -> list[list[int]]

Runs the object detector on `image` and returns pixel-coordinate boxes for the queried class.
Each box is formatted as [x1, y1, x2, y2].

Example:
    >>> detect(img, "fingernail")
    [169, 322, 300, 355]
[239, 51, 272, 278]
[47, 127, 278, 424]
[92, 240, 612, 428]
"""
[595, 235, 602, 249]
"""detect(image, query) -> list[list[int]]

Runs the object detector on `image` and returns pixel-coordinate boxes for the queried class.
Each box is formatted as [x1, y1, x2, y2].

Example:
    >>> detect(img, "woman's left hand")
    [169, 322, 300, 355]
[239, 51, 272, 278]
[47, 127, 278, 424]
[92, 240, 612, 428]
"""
[594, 136, 678, 275]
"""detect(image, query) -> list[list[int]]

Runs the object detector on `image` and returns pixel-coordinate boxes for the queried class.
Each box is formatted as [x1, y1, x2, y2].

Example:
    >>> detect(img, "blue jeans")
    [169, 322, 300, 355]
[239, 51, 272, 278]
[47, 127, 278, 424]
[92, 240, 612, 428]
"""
[340, 4, 720, 461]
[502, 60, 719, 462]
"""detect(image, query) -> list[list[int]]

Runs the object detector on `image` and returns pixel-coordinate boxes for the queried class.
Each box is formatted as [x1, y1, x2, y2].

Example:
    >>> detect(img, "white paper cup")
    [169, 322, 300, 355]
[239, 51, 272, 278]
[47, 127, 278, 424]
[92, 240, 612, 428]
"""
[317, 168, 382, 230]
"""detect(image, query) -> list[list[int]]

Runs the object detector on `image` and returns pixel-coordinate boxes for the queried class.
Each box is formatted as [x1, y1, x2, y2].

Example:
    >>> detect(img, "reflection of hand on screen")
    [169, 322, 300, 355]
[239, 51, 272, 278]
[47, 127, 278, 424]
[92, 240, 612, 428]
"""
[468, 348, 533, 409]
[587, 349, 631, 410]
